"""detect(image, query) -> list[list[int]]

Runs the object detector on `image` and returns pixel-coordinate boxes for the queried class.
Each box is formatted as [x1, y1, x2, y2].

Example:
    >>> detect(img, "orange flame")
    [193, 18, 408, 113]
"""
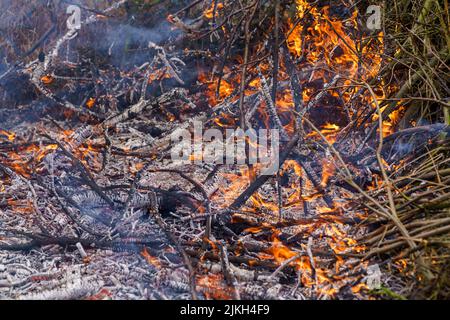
[86, 98, 96, 109]
[41, 75, 53, 84]
[204, 2, 224, 20]
[320, 158, 335, 188]
[141, 247, 161, 268]
[0, 130, 16, 141]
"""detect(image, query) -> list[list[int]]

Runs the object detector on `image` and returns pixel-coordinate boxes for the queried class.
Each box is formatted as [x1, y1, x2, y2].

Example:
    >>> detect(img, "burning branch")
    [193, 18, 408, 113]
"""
[0, 0, 449, 300]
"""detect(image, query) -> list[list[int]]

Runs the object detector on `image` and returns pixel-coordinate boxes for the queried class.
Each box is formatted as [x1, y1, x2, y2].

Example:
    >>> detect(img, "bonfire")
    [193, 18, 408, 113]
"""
[0, 0, 448, 300]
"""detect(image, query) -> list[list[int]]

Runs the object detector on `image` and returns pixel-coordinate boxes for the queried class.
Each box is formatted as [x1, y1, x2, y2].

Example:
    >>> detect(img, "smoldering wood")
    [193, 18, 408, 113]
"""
[0, 0, 448, 301]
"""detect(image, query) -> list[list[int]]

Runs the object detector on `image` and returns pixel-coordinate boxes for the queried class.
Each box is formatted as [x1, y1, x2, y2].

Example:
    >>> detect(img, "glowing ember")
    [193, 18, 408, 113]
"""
[0, 0, 432, 302]
[320, 158, 335, 188]
[40, 75, 54, 84]
[0, 130, 16, 141]
[86, 98, 96, 109]
[141, 248, 162, 268]
[197, 274, 233, 300]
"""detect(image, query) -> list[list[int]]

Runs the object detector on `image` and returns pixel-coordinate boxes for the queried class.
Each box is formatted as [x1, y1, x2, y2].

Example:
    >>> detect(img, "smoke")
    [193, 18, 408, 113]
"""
[384, 123, 448, 161]
[97, 22, 179, 67]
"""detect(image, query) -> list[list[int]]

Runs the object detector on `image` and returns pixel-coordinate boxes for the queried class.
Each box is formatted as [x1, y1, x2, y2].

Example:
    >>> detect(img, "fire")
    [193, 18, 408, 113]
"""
[370, 88, 405, 137]
[76, 143, 102, 170]
[40, 75, 53, 84]
[321, 123, 340, 144]
[270, 238, 299, 262]
[267, 237, 319, 287]
[196, 274, 233, 300]
[381, 105, 405, 137]
[204, 1, 224, 20]
[0, 130, 16, 141]
[250, 193, 279, 213]
[286, 0, 309, 57]
[287, 3, 359, 76]
[141, 247, 162, 268]
[214, 167, 253, 207]
[131, 162, 145, 173]
[316, 206, 336, 214]
[86, 288, 112, 300]
[1, 141, 58, 177]
[286, 0, 385, 123]
[287, 22, 303, 57]
[148, 67, 172, 83]
[198, 68, 236, 106]
[320, 158, 335, 188]
[325, 224, 366, 254]
[216, 165, 282, 213]
[0, 0, 420, 301]
[86, 98, 96, 109]
[7, 199, 33, 214]
[306, 123, 340, 144]
[394, 259, 409, 273]
[351, 282, 369, 294]
[281, 160, 309, 207]
[243, 226, 266, 234]
[362, 31, 384, 79]
[36, 144, 58, 162]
